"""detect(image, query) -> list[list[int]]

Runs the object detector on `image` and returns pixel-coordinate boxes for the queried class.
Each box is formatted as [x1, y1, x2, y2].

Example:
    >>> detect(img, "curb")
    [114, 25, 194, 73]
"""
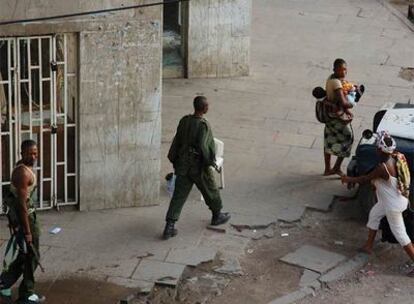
[319, 253, 369, 284]
[377, 0, 414, 32]
[266, 253, 369, 304]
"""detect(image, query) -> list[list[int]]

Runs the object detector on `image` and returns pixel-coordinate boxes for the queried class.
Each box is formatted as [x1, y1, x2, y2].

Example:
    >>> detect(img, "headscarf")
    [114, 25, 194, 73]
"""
[377, 130, 396, 154]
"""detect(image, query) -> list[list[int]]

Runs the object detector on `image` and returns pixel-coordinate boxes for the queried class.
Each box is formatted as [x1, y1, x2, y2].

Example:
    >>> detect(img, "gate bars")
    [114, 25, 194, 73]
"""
[0, 34, 78, 212]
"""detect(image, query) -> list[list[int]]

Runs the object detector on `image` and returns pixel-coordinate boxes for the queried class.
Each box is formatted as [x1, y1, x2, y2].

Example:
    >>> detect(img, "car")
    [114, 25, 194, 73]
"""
[347, 102, 414, 215]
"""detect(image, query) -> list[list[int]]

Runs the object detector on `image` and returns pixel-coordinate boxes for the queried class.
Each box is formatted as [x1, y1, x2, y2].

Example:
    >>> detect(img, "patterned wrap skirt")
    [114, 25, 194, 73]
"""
[324, 118, 354, 158]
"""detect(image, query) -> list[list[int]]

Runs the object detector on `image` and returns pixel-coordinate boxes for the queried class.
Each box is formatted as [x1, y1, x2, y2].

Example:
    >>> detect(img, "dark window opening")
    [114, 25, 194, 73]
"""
[163, 0, 186, 78]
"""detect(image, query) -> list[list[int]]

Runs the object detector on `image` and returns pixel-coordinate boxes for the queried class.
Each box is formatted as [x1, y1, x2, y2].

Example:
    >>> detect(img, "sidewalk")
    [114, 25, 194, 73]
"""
[1, 0, 414, 302]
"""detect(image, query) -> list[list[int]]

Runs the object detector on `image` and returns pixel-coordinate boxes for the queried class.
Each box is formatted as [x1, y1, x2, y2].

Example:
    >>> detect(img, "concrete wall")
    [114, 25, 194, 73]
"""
[187, 0, 251, 78]
[0, 1, 161, 36]
[0, 0, 157, 21]
[79, 20, 162, 211]
[0, 1, 162, 210]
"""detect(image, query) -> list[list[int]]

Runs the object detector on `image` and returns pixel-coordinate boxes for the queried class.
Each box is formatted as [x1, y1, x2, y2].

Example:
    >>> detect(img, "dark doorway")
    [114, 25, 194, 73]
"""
[163, 0, 187, 78]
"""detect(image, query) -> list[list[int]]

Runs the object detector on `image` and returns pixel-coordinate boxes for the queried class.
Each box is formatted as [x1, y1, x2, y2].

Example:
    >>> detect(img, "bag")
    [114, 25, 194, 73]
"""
[165, 173, 176, 197]
[313, 87, 333, 124]
[315, 98, 331, 123]
[393, 152, 411, 198]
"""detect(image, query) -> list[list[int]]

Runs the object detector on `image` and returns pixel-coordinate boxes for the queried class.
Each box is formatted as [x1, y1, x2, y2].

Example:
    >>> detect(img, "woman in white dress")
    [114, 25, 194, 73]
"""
[342, 132, 414, 275]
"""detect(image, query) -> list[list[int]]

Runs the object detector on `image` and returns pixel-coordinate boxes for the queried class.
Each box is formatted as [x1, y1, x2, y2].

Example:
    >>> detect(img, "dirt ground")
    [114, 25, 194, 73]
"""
[132, 196, 393, 304]
[206, 204, 366, 304]
[35, 278, 135, 304]
[298, 249, 414, 304]
[6, 195, 412, 304]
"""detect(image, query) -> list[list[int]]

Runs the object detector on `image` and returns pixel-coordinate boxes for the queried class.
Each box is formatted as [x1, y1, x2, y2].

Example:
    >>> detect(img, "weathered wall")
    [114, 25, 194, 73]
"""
[0, 1, 161, 36]
[0, 1, 162, 210]
[187, 0, 251, 78]
[79, 20, 162, 210]
[0, 0, 159, 22]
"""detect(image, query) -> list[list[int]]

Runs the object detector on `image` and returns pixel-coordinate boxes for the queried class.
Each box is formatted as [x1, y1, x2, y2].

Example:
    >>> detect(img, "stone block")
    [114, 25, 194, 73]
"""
[277, 205, 306, 223]
[299, 269, 320, 288]
[132, 260, 186, 287]
[319, 253, 369, 283]
[214, 256, 243, 276]
[303, 192, 335, 212]
[280, 245, 346, 273]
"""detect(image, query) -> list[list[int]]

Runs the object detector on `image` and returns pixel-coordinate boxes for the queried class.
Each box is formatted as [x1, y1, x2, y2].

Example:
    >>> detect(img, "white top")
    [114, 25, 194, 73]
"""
[373, 163, 408, 212]
[10, 163, 37, 199]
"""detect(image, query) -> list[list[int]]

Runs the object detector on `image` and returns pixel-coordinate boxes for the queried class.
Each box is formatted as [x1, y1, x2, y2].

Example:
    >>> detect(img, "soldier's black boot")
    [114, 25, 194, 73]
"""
[211, 212, 231, 226]
[162, 221, 178, 240]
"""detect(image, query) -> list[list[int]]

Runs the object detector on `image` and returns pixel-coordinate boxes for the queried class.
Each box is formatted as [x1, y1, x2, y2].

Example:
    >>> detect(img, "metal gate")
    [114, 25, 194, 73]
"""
[0, 34, 78, 211]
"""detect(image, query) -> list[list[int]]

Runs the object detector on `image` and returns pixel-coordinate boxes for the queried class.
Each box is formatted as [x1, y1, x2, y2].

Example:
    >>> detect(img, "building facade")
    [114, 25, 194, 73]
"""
[0, 0, 163, 211]
[0, 0, 251, 212]
[163, 0, 252, 78]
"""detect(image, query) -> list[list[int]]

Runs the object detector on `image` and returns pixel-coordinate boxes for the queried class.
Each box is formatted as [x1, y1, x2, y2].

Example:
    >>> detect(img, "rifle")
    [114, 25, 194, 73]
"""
[15, 232, 45, 273]
[27, 243, 45, 273]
